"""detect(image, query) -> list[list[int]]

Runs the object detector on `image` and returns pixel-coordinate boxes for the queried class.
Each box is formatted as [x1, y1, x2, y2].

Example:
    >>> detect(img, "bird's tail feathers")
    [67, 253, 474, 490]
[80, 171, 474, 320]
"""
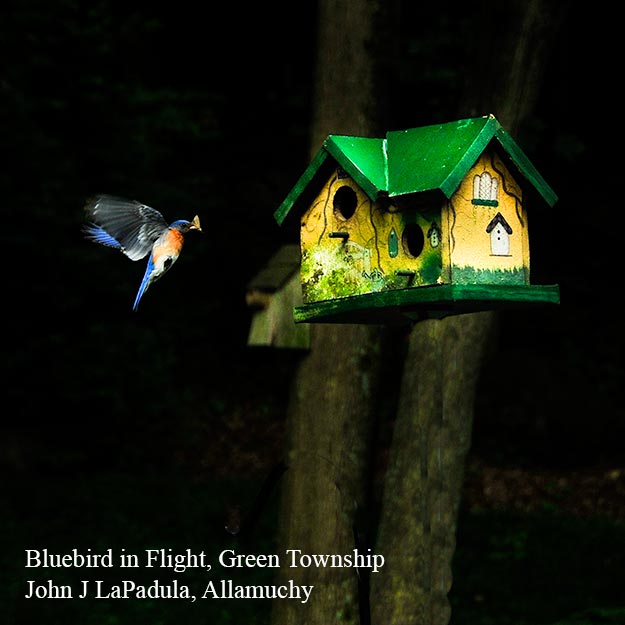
[133, 256, 156, 311]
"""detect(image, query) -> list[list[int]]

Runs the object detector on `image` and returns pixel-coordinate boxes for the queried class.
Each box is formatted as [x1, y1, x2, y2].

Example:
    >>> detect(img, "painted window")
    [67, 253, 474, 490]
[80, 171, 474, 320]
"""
[388, 228, 399, 257]
[473, 172, 499, 206]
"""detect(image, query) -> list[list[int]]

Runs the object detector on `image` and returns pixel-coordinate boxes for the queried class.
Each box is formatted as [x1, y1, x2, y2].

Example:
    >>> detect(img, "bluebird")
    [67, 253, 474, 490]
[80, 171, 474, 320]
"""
[83, 194, 202, 311]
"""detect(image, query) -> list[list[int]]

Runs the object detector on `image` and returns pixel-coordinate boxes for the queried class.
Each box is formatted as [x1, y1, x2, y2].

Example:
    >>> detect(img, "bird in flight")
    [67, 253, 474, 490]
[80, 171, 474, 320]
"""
[83, 194, 202, 311]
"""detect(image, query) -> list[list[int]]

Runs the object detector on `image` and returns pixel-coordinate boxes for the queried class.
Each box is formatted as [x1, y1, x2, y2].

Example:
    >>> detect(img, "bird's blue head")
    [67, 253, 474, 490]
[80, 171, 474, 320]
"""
[171, 215, 202, 233]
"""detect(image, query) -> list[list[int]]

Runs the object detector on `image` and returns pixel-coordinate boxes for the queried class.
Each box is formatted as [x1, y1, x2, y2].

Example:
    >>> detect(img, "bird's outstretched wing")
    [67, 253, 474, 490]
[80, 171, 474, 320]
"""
[83, 195, 169, 261]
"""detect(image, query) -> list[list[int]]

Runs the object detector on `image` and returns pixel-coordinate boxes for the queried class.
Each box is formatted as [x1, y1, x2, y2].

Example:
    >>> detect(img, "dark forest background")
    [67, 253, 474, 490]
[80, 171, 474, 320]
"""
[1, 2, 622, 624]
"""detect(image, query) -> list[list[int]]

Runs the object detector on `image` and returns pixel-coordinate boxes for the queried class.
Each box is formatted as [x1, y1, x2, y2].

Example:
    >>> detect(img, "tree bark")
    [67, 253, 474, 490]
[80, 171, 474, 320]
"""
[371, 313, 493, 624]
[461, 0, 566, 134]
[371, 2, 565, 624]
[309, 0, 394, 151]
[271, 323, 385, 625]
[271, 2, 394, 624]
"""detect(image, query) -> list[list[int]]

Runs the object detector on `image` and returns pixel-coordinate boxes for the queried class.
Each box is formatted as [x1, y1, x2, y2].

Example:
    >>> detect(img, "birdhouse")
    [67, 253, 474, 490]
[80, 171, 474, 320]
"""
[246, 244, 310, 349]
[275, 114, 560, 324]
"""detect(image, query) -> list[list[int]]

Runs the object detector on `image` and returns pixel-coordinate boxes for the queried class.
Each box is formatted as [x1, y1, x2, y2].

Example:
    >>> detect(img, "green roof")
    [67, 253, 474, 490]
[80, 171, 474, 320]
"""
[324, 135, 387, 198]
[274, 114, 558, 225]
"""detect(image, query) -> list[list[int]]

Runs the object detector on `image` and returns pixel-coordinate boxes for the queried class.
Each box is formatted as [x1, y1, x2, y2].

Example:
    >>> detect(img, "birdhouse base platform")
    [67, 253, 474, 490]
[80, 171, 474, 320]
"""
[294, 283, 560, 324]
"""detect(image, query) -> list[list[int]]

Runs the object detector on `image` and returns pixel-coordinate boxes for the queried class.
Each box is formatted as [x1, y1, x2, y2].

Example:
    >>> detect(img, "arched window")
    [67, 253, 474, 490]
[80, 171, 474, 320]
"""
[472, 172, 499, 206]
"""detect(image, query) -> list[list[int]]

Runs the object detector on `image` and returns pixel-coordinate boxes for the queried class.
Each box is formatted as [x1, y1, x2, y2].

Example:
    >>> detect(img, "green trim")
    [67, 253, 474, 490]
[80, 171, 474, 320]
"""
[324, 135, 387, 201]
[494, 126, 558, 207]
[274, 149, 330, 225]
[385, 116, 494, 198]
[293, 283, 560, 324]
[472, 199, 499, 207]
[441, 116, 496, 198]
[275, 114, 558, 225]
[453, 266, 525, 285]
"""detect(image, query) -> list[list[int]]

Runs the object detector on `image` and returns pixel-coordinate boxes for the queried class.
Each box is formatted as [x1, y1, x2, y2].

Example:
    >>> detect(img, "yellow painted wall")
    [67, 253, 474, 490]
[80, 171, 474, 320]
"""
[300, 175, 376, 262]
[298, 152, 531, 303]
[446, 150, 529, 284]
[300, 171, 444, 302]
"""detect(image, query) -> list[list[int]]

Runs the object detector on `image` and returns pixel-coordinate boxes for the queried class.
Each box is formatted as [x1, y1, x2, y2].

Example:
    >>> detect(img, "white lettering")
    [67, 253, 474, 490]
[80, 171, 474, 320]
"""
[25, 580, 72, 599]
[24, 549, 113, 568]
[286, 549, 385, 572]
[219, 549, 279, 568]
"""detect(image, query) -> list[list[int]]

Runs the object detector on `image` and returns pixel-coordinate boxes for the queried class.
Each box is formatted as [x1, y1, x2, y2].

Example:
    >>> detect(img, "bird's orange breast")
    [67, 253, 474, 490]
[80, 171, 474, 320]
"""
[152, 229, 184, 264]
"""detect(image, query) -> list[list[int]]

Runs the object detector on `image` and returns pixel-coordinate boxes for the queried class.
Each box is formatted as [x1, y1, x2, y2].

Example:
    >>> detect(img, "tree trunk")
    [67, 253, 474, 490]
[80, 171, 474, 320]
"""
[371, 313, 493, 624]
[309, 0, 394, 151]
[371, 2, 565, 624]
[271, 324, 385, 625]
[461, 0, 566, 134]
[271, 2, 394, 624]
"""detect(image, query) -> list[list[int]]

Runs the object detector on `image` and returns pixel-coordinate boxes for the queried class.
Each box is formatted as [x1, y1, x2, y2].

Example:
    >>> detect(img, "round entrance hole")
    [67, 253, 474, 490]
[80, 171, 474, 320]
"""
[333, 186, 357, 220]
[402, 223, 425, 258]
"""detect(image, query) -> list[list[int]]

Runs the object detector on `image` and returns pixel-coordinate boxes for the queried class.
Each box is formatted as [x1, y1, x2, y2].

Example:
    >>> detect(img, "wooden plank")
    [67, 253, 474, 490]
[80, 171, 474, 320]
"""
[293, 283, 560, 324]
[247, 270, 310, 349]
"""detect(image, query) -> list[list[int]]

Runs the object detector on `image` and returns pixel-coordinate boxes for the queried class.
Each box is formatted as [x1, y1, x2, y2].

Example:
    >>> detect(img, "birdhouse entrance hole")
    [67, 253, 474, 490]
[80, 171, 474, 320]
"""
[402, 223, 425, 258]
[333, 186, 358, 220]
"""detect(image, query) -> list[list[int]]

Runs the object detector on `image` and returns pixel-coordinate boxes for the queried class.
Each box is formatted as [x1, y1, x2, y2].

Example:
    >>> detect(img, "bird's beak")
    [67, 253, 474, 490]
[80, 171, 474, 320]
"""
[191, 215, 202, 231]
